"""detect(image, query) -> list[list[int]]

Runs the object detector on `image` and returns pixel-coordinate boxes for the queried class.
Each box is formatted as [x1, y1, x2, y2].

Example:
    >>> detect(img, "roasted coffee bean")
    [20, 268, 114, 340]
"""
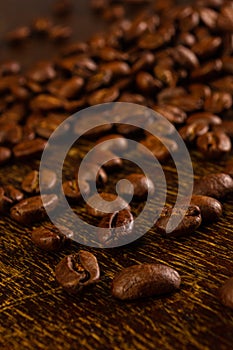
[32, 17, 53, 34]
[31, 224, 73, 251]
[222, 56, 233, 74]
[30, 94, 64, 111]
[204, 91, 232, 113]
[88, 149, 123, 171]
[55, 250, 100, 294]
[171, 45, 199, 69]
[136, 71, 162, 94]
[186, 112, 222, 126]
[61, 41, 88, 56]
[155, 205, 202, 238]
[157, 87, 186, 105]
[10, 194, 58, 225]
[192, 36, 222, 59]
[191, 59, 222, 81]
[188, 84, 211, 100]
[22, 169, 57, 194]
[216, 5, 233, 32]
[224, 160, 233, 177]
[76, 162, 107, 186]
[35, 114, 69, 139]
[97, 209, 134, 246]
[179, 122, 209, 144]
[154, 64, 177, 88]
[87, 86, 119, 105]
[118, 92, 146, 105]
[99, 61, 131, 77]
[219, 277, 233, 309]
[190, 195, 222, 222]
[49, 25, 72, 41]
[211, 76, 233, 94]
[193, 173, 233, 199]
[176, 32, 196, 47]
[165, 95, 202, 113]
[140, 135, 178, 162]
[6, 26, 31, 43]
[102, 5, 125, 21]
[196, 131, 231, 159]
[3, 185, 24, 203]
[58, 77, 84, 99]
[198, 7, 218, 29]
[13, 138, 46, 158]
[111, 264, 181, 300]
[86, 192, 130, 217]
[0, 147, 11, 165]
[63, 179, 90, 202]
[118, 173, 154, 200]
[153, 105, 187, 124]
[86, 71, 112, 92]
[213, 121, 233, 139]
[0, 60, 21, 76]
[131, 51, 154, 73]
[96, 134, 128, 152]
[27, 61, 56, 83]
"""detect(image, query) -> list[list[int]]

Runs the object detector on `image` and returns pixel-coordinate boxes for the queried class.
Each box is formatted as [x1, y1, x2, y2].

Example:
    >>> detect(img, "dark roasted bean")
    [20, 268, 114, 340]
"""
[171, 45, 199, 69]
[86, 192, 130, 217]
[76, 162, 108, 186]
[27, 61, 56, 83]
[112, 264, 181, 300]
[0, 187, 13, 213]
[31, 224, 73, 251]
[186, 112, 222, 126]
[193, 173, 233, 199]
[10, 194, 58, 225]
[63, 179, 90, 202]
[219, 277, 233, 309]
[99, 61, 131, 77]
[211, 76, 233, 94]
[0, 147, 11, 165]
[140, 135, 178, 162]
[96, 134, 128, 152]
[155, 205, 202, 237]
[88, 149, 123, 171]
[97, 209, 134, 246]
[49, 25, 72, 41]
[192, 36, 222, 59]
[153, 105, 187, 124]
[87, 86, 119, 105]
[197, 131, 231, 159]
[58, 77, 84, 99]
[179, 122, 209, 144]
[22, 169, 57, 194]
[190, 195, 222, 222]
[136, 71, 162, 94]
[55, 250, 100, 294]
[86, 71, 112, 92]
[3, 185, 24, 203]
[30, 94, 64, 111]
[188, 84, 211, 100]
[118, 173, 155, 200]
[191, 59, 222, 81]
[35, 113, 69, 139]
[13, 138, 46, 158]
[204, 91, 232, 113]
[102, 5, 125, 21]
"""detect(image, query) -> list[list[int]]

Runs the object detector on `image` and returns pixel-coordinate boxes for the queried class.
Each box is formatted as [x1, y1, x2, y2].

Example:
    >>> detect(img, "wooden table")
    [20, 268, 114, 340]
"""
[1, 1, 233, 349]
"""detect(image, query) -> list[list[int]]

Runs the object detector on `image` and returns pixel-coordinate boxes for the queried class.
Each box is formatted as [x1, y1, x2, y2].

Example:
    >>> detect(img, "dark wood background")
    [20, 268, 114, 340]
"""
[0, 1, 233, 349]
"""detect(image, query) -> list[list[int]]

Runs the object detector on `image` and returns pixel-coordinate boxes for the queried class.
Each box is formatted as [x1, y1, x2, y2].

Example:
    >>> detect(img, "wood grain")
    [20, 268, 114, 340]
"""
[1, 1, 233, 350]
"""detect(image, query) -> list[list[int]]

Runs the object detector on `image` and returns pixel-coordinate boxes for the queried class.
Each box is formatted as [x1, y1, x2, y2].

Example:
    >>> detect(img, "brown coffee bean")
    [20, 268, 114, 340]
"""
[118, 173, 155, 200]
[216, 5, 233, 32]
[165, 95, 202, 113]
[179, 122, 209, 144]
[190, 195, 222, 222]
[155, 205, 202, 238]
[6, 26, 31, 43]
[32, 17, 53, 34]
[22, 170, 39, 194]
[35, 113, 69, 139]
[197, 131, 231, 159]
[97, 209, 134, 246]
[140, 135, 178, 162]
[0, 187, 13, 213]
[58, 77, 84, 99]
[136, 71, 162, 94]
[176, 32, 196, 47]
[186, 112, 222, 126]
[219, 277, 233, 309]
[76, 162, 107, 186]
[99, 61, 131, 77]
[154, 64, 177, 88]
[13, 138, 46, 158]
[191, 59, 222, 81]
[22, 169, 57, 194]
[87, 86, 119, 105]
[118, 92, 146, 105]
[131, 52, 154, 73]
[49, 25, 72, 41]
[193, 173, 233, 199]
[30, 94, 64, 111]
[198, 7, 218, 29]
[211, 76, 233, 95]
[171, 45, 199, 69]
[90, 0, 108, 11]
[88, 149, 123, 172]
[222, 56, 233, 74]
[10, 194, 58, 225]
[102, 5, 125, 22]
[61, 41, 88, 56]
[27, 61, 56, 83]
[31, 224, 73, 251]
[86, 192, 130, 217]
[96, 134, 128, 152]
[112, 264, 181, 300]
[55, 250, 100, 294]
[188, 84, 211, 100]
[153, 105, 187, 124]
[86, 71, 112, 92]
[0, 147, 11, 165]
[192, 36, 222, 59]
[0, 60, 21, 76]
[63, 179, 90, 202]
[204, 91, 232, 114]
[157, 87, 186, 105]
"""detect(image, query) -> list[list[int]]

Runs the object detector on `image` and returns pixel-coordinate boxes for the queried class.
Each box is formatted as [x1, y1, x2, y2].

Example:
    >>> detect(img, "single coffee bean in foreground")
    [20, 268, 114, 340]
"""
[55, 250, 100, 294]
[97, 209, 134, 246]
[10, 194, 58, 225]
[154, 205, 202, 238]
[112, 264, 181, 300]
[31, 224, 73, 251]
[219, 277, 233, 309]
[190, 195, 223, 222]
[193, 173, 233, 199]
[118, 173, 155, 200]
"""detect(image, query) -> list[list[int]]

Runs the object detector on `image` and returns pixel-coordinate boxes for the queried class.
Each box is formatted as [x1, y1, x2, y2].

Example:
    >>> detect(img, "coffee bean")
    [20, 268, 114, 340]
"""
[58, 77, 84, 99]
[31, 224, 73, 251]
[193, 173, 233, 199]
[30, 94, 64, 111]
[179, 122, 209, 144]
[198, 7, 218, 29]
[171, 45, 199, 69]
[32, 17, 53, 34]
[188, 84, 211, 100]
[96, 134, 128, 152]
[204, 91, 232, 113]
[86, 71, 112, 92]
[140, 135, 178, 162]
[197, 131, 231, 159]
[10, 194, 58, 225]
[22, 170, 39, 194]
[88, 149, 123, 172]
[0, 187, 13, 213]
[186, 112, 222, 126]
[86, 192, 130, 217]
[155, 205, 202, 238]
[99, 61, 131, 77]
[136, 71, 162, 94]
[35, 114, 69, 139]
[76, 162, 108, 186]
[0, 147, 11, 165]
[97, 209, 134, 246]
[111, 264, 181, 300]
[190, 195, 222, 222]
[211, 76, 233, 94]
[191, 59, 222, 81]
[13, 138, 46, 158]
[0, 60, 21, 76]
[55, 250, 100, 294]
[153, 105, 187, 124]
[49, 25, 72, 42]
[118, 173, 154, 200]
[192, 36, 222, 59]
[102, 5, 125, 22]
[219, 277, 233, 309]
[87, 86, 119, 105]
[22, 169, 57, 194]
[27, 61, 56, 83]
[63, 179, 90, 202]
[6, 26, 31, 43]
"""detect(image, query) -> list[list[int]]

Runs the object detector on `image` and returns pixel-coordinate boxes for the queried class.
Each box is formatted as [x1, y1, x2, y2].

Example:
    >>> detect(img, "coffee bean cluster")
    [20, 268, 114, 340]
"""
[1, 0, 233, 304]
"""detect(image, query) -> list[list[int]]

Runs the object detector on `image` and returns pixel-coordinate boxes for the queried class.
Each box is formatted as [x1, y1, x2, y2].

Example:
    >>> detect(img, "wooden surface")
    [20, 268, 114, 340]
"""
[1, 1, 233, 350]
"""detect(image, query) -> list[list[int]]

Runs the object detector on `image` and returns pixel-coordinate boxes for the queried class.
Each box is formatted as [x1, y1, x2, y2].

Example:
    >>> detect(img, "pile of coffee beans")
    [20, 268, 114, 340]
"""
[1, 0, 233, 305]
